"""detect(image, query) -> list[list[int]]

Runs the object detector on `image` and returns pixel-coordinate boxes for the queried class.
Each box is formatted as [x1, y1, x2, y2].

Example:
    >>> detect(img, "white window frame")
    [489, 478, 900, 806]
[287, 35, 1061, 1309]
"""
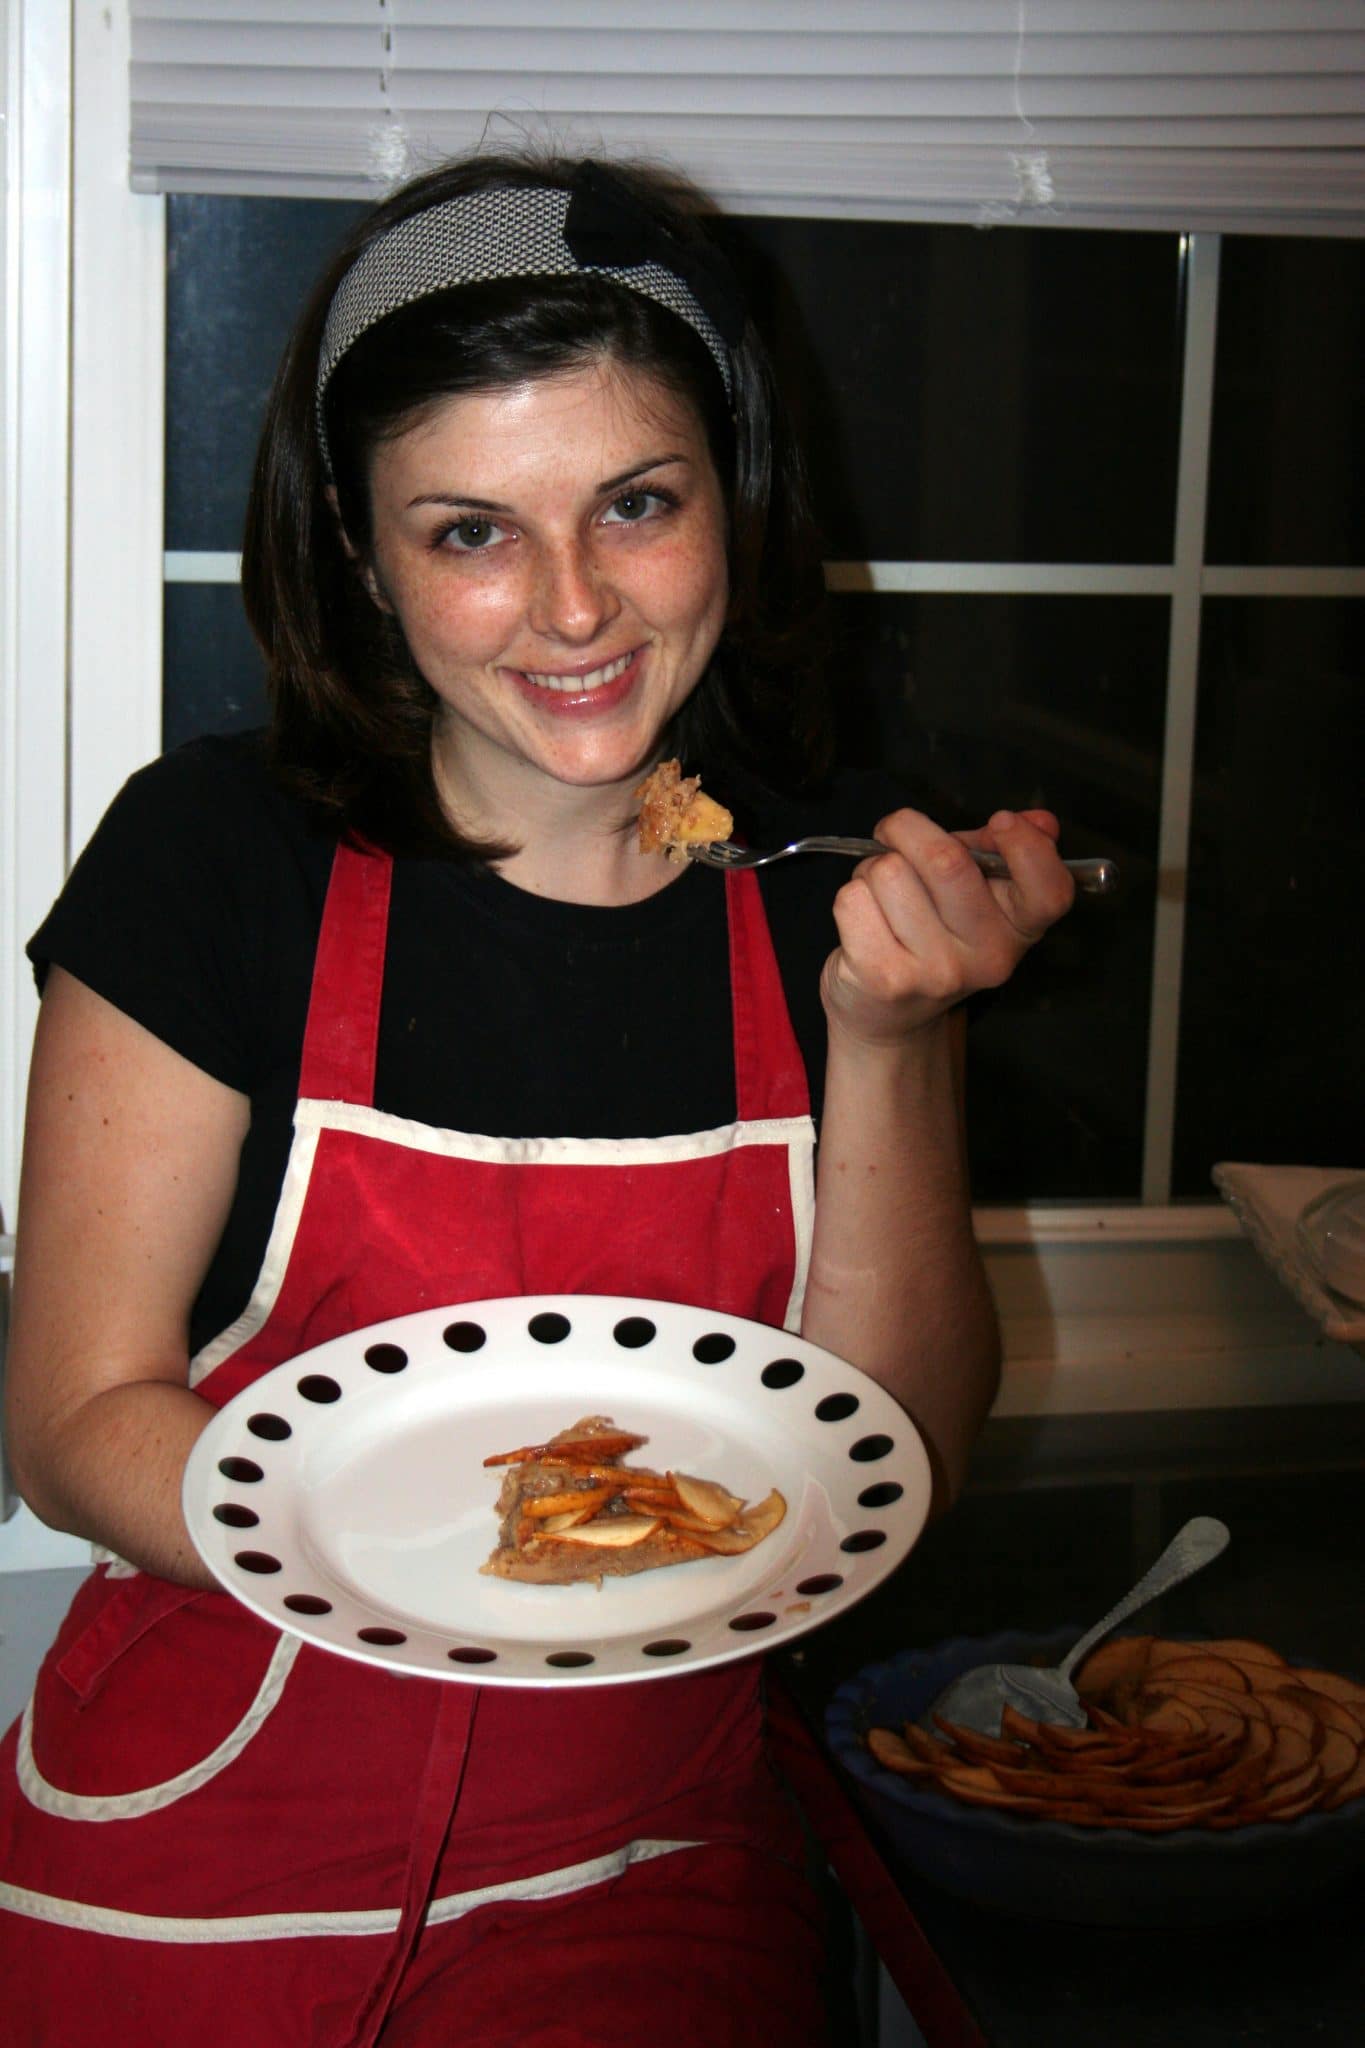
[1, 0, 162, 1565]
[2, 0, 163, 1216]
[3, 2, 1361, 1574]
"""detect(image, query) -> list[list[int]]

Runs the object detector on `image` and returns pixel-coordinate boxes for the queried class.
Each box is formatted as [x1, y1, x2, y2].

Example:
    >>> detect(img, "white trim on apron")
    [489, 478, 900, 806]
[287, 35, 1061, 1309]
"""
[0, 1837, 703, 1945]
[16, 1637, 302, 1823]
[190, 1100, 816, 1386]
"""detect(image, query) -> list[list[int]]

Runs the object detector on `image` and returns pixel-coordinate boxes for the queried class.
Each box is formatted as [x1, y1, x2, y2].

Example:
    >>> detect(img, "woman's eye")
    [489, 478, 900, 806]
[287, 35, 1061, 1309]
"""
[603, 490, 663, 525]
[442, 517, 507, 552]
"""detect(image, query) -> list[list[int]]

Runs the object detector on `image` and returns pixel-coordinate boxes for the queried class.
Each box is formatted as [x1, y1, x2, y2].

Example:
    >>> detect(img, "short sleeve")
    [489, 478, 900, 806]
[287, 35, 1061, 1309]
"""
[27, 733, 322, 1095]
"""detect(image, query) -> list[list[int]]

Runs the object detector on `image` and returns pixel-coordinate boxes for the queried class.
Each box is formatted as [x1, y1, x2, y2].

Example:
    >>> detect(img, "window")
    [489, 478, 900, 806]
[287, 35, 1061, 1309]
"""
[6, 5, 1361, 1579]
[162, 203, 1364, 1206]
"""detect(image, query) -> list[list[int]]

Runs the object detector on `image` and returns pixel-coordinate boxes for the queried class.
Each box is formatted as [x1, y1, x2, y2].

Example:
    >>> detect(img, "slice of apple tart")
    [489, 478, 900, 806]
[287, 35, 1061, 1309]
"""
[636, 759, 733, 864]
[480, 1414, 785, 1586]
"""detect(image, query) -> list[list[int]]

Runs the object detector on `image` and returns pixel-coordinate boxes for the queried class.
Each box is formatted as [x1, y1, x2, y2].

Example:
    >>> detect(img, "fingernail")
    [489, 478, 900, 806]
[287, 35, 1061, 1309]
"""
[990, 809, 1016, 832]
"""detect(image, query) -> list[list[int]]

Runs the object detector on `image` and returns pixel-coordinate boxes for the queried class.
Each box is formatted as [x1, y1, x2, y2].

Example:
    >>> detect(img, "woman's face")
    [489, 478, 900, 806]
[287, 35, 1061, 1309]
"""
[359, 358, 729, 814]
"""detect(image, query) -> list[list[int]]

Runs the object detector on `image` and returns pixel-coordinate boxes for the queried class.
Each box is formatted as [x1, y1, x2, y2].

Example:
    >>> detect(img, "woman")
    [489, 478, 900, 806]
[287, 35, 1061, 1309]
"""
[0, 151, 1074, 2044]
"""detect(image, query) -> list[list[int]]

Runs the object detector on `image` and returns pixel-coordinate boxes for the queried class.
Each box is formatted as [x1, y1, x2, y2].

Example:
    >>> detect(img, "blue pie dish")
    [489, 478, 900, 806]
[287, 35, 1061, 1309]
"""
[825, 1629, 1365, 1926]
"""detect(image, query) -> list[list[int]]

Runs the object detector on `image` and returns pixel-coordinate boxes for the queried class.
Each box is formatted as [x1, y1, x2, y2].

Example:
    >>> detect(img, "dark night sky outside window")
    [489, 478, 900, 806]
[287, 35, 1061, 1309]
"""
[714, 216, 1183, 566]
[1205, 237, 1365, 568]
[1174, 599, 1365, 1196]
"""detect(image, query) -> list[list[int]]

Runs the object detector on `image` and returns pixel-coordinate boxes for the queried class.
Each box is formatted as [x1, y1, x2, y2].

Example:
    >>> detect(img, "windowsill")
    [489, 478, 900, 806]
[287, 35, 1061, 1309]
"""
[980, 1207, 1365, 1418]
[972, 1201, 1244, 1246]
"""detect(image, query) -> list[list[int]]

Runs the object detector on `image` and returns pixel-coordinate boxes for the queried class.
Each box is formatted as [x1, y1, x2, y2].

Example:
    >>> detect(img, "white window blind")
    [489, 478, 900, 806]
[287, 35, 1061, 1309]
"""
[129, 1, 1365, 233]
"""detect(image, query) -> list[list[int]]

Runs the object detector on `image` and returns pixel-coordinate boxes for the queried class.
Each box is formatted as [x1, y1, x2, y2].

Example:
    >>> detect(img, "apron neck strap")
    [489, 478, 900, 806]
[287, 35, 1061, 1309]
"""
[725, 868, 810, 1123]
[298, 839, 393, 1106]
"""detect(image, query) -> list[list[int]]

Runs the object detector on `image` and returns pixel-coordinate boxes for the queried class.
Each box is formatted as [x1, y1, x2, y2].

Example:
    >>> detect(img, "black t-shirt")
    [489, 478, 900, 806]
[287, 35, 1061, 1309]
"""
[30, 733, 906, 1355]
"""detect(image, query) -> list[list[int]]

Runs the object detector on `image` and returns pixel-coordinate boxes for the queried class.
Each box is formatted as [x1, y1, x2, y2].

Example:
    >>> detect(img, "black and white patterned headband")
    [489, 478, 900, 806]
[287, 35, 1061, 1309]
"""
[317, 162, 745, 468]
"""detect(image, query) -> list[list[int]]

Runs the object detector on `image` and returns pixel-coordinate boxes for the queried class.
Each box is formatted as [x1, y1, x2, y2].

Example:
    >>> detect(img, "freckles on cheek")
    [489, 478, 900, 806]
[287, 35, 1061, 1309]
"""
[653, 536, 728, 629]
[400, 578, 515, 664]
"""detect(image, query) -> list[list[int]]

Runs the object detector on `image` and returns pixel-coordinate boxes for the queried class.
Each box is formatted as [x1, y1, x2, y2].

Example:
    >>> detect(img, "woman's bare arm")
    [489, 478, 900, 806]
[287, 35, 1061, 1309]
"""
[803, 1006, 999, 1515]
[801, 807, 1075, 1513]
[5, 968, 251, 1585]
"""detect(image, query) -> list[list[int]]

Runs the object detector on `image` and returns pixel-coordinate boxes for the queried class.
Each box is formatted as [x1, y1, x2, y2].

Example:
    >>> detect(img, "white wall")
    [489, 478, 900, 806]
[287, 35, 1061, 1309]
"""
[1, 0, 162, 1568]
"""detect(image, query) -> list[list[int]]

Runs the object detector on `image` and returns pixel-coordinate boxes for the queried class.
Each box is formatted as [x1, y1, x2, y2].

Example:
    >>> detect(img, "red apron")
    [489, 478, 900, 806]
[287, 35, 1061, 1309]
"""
[0, 844, 828, 2047]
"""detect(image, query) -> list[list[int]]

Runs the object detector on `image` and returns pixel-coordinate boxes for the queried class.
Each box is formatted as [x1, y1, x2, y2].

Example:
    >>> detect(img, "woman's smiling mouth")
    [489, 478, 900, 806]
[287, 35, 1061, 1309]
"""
[511, 648, 646, 712]
[519, 650, 636, 693]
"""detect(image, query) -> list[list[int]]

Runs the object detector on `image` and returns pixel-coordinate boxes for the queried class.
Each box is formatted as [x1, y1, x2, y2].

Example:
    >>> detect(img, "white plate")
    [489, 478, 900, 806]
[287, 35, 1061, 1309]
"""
[183, 1294, 931, 1689]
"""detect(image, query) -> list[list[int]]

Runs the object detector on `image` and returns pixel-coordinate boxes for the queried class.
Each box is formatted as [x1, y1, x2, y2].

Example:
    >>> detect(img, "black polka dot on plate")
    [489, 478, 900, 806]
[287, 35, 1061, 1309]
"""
[358, 1627, 406, 1646]
[642, 1639, 691, 1657]
[848, 1433, 894, 1463]
[447, 1646, 497, 1665]
[441, 1324, 485, 1355]
[234, 1551, 282, 1574]
[545, 1650, 594, 1668]
[247, 1413, 291, 1442]
[858, 1481, 904, 1508]
[212, 1503, 259, 1529]
[528, 1312, 571, 1345]
[297, 1374, 341, 1403]
[217, 1456, 263, 1483]
[728, 1612, 776, 1632]
[612, 1316, 657, 1348]
[815, 1392, 859, 1422]
[796, 1574, 844, 1596]
[761, 1358, 804, 1390]
[366, 1343, 409, 1372]
[840, 1530, 887, 1554]
[284, 1594, 333, 1616]
[692, 1333, 735, 1364]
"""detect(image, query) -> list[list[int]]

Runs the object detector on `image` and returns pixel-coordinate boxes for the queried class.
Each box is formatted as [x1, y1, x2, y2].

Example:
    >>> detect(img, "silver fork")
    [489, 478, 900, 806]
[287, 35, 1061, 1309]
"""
[919, 1515, 1230, 1737]
[688, 836, 1118, 894]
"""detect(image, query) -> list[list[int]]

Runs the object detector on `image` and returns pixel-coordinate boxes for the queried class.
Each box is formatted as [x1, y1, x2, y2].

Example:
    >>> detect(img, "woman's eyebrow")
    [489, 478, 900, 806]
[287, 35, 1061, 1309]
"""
[405, 453, 689, 514]
[405, 491, 513, 512]
[596, 452, 688, 493]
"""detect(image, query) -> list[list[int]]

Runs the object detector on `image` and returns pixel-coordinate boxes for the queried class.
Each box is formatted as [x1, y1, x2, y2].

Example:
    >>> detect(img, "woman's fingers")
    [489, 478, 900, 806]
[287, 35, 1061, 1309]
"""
[824, 820, 999, 1029]
[956, 805, 1060, 845]
[828, 853, 957, 1005]
[875, 819, 1016, 974]
[950, 810, 1074, 941]
[969, 809, 1076, 940]
[822, 806, 1078, 1041]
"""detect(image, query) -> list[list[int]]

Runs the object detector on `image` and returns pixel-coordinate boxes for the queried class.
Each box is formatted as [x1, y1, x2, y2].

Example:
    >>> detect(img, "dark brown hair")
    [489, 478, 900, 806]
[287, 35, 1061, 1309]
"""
[240, 147, 831, 856]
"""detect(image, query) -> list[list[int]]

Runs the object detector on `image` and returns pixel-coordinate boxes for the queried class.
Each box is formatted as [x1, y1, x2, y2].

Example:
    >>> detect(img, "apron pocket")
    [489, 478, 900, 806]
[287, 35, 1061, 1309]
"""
[55, 1574, 204, 1705]
[21, 1569, 298, 1821]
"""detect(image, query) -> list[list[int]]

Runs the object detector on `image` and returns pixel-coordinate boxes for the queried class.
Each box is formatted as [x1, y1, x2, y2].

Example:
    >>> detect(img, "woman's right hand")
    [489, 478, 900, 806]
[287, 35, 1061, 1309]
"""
[4, 968, 250, 1584]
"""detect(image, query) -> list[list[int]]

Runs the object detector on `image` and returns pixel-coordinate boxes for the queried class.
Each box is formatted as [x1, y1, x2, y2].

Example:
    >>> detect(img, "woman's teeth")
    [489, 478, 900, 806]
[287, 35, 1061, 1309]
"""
[522, 652, 633, 694]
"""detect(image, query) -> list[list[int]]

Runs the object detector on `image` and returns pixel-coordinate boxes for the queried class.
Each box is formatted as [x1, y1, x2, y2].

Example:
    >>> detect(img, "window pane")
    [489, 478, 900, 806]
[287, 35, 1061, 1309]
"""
[1173, 600, 1365, 1196]
[166, 195, 364, 553]
[715, 216, 1183, 565]
[830, 592, 1167, 1199]
[170, 202, 1185, 570]
[161, 198, 1182, 1207]
[163, 583, 266, 751]
[1206, 237, 1365, 567]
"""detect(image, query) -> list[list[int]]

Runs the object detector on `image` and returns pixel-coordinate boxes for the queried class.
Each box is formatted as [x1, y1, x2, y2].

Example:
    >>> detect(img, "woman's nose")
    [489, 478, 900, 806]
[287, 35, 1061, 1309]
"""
[528, 538, 621, 644]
